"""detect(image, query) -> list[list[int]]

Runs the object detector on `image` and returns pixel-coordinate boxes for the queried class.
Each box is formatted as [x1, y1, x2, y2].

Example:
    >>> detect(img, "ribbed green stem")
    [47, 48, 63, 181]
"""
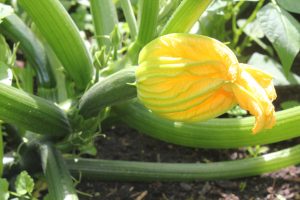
[0, 83, 71, 137]
[66, 144, 300, 181]
[90, 0, 118, 49]
[79, 68, 136, 118]
[128, 0, 159, 64]
[39, 143, 78, 200]
[120, 0, 138, 39]
[0, 14, 56, 88]
[19, 0, 94, 90]
[137, 0, 159, 44]
[160, 0, 213, 35]
[115, 102, 300, 148]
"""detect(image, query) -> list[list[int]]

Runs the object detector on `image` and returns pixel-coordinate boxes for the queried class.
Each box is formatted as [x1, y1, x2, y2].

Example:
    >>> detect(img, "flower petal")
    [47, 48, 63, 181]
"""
[232, 69, 276, 133]
[138, 33, 240, 81]
[136, 33, 277, 133]
[157, 87, 236, 122]
[239, 63, 277, 101]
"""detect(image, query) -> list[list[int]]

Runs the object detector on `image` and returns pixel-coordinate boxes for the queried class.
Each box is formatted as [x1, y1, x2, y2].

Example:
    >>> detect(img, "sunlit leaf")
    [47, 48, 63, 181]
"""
[15, 171, 35, 195]
[0, 35, 12, 85]
[0, 179, 9, 200]
[247, 52, 300, 86]
[237, 19, 264, 39]
[276, 0, 300, 14]
[0, 3, 13, 23]
[257, 3, 300, 75]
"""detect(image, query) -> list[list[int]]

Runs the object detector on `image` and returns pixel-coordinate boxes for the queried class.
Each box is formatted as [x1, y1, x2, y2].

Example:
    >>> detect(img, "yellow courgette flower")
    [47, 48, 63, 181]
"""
[136, 33, 276, 134]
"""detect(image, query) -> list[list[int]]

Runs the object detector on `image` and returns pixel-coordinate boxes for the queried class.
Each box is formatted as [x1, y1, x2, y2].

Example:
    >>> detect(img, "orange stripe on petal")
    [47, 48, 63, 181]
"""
[161, 88, 236, 122]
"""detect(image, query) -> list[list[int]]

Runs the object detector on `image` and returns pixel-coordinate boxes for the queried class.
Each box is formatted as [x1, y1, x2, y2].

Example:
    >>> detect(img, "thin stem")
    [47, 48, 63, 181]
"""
[66, 144, 300, 181]
[120, 0, 138, 40]
[232, 1, 245, 46]
[233, 0, 265, 47]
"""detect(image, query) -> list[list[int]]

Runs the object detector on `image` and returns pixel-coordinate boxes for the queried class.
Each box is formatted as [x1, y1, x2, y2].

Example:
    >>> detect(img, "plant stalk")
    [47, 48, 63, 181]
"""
[90, 0, 118, 49]
[39, 142, 78, 200]
[66, 144, 300, 181]
[114, 102, 300, 148]
[19, 0, 94, 90]
[160, 0, 213, 35]
[0, 14, 56, 88]
[120, 0, 138, 39]
[128, 0, 159, 64]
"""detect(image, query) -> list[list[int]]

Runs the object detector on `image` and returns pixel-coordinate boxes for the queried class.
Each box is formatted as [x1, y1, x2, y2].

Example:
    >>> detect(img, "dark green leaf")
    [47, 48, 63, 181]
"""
[257, 3, 300, 75]
[276, 0, 300, 14]
[0, 178, 9, 200]
[15, 171, 34, 195]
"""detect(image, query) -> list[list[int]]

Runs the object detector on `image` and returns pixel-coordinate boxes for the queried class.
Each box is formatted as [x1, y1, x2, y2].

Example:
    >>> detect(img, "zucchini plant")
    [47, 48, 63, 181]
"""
[0, 0, 299, 199]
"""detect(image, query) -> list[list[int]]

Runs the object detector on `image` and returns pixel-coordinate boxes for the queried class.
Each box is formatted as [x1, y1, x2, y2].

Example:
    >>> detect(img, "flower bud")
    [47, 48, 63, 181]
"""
[136, 33, 276, 134]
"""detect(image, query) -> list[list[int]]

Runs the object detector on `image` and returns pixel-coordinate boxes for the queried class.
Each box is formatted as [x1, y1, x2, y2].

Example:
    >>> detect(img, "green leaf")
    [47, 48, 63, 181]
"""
[15, 171, 34, 195]
[0, 35, 12, 85]
[276, 0, 300, 14]
[0, 178, 9, 200]
[2, 71, 13, 86]
[247, 52, 300, 86]
[0, 3, 13, 23]
[257, 3, 300, 75]
[198, 2, 228, 40]
[237, 19, 264, 39]
[0, 34, 10, 63]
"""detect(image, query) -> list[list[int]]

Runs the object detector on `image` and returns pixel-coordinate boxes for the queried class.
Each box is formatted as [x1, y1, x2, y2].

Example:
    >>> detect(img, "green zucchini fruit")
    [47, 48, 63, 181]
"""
[0, 83, 71, 137]
[79, 68, 136, 118]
